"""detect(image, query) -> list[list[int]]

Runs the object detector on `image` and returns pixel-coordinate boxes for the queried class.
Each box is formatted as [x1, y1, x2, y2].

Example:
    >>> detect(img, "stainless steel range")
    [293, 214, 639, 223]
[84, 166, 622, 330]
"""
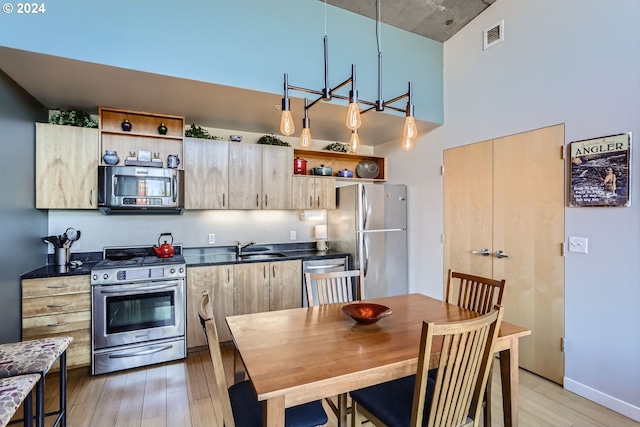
[90, 246, 186, 375]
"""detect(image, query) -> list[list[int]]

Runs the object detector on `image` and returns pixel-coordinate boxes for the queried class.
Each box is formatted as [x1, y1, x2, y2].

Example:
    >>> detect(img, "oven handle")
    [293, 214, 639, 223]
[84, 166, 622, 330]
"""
[97, 283, 180, 295]
[108, 344, 173, 359]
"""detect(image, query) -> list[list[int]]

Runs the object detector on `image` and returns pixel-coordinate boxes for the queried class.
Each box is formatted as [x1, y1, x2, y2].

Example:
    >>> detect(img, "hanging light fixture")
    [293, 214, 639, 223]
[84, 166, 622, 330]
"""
[300, 98, 312, 148]
[349, 129, 361, 153]
[280, 0, 417, 152]
[280, 74, 295, 136]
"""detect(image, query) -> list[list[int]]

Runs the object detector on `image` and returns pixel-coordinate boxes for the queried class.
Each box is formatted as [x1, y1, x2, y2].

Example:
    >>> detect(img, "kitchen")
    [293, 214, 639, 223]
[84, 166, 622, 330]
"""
[1, 0, 639, 425]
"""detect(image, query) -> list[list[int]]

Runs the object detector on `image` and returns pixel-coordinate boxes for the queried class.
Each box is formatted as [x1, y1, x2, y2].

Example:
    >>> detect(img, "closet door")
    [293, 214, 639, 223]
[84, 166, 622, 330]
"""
[443, 124, 565, 384]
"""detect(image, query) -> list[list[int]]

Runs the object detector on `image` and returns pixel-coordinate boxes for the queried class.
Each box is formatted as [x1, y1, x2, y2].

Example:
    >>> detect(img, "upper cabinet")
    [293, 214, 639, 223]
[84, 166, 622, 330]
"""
[184, 138, 229, 209]
[36, 123, 99, 209]
[293, 149, 387, 182]
[229, 144, 293, 210]
[292, 176, 336, 210]
[99, 107, 185, 169]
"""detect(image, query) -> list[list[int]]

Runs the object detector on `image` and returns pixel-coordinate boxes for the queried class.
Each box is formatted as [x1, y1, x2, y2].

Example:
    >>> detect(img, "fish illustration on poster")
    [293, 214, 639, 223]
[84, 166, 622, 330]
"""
[569, 133, 631, 207]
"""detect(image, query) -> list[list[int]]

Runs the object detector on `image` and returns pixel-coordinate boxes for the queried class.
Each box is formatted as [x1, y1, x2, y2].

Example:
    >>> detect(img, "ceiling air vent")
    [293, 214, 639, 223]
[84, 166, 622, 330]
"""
[483, 20, 504, 50]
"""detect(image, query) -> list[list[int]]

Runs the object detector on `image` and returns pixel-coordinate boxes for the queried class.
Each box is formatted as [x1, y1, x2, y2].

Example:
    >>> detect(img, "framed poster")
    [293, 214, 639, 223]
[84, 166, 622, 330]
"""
[569, 132, 631, 207]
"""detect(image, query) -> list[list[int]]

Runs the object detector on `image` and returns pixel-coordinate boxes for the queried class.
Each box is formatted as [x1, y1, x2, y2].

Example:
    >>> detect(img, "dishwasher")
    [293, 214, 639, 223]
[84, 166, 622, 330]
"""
[302, 256, 348, 306]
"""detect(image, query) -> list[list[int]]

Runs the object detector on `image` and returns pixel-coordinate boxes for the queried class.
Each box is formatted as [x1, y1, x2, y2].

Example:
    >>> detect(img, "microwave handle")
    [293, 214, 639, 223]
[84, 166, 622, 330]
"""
[172, 175, 177, 203]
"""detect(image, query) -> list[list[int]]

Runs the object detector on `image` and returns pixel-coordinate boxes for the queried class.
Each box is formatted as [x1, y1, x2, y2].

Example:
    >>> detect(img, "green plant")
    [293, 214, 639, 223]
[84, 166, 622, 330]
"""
[185, 124, 222, 140]
[257, 134, 290, 147]
[48, 109, 98, 128]
[323, 142, 351, 153]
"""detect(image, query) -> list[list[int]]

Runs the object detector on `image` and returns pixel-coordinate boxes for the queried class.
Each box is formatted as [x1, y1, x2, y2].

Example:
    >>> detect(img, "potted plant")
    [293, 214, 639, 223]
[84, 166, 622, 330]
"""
[257, 134, 290, 147]
[48, 108, 98, 128]
[184, 124, 222, 140]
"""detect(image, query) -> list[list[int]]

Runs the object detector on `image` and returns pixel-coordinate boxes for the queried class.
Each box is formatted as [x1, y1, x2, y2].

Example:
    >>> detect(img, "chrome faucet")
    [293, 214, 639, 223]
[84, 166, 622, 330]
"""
[236, 240, 256, 256]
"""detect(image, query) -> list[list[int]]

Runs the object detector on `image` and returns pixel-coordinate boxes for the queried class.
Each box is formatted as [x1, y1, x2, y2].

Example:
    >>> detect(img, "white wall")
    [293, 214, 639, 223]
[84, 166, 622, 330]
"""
[377, 0, 640, 420]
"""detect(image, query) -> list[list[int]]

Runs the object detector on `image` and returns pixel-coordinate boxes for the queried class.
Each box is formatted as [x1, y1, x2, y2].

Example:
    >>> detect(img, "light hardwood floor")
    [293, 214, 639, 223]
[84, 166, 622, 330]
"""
[15, 345, 640, 427]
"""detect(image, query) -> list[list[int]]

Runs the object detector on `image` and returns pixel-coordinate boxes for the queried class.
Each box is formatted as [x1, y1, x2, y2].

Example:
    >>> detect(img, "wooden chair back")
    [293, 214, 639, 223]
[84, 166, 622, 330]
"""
[198, 291, 236, 427]
[412, 306, 504, 427]
[445, 269, 505, 314]
[304, 269, 365, 306]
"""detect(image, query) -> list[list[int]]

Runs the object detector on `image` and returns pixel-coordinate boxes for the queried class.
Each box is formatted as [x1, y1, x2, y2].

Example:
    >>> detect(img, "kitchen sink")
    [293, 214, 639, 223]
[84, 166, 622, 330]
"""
[238, 253, 287, 260]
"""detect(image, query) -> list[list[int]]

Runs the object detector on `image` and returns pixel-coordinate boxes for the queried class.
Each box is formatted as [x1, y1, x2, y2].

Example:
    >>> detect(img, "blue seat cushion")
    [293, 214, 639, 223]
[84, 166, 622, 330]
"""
[350, 375, 435, 427]
[229, 380, 328, 427]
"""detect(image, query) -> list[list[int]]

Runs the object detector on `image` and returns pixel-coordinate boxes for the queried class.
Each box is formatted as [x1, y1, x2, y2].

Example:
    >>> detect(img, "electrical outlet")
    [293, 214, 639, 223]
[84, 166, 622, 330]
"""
[568, 236, 588, 254]
[290, 230, 296, 240]
[208, 233, 216, 244]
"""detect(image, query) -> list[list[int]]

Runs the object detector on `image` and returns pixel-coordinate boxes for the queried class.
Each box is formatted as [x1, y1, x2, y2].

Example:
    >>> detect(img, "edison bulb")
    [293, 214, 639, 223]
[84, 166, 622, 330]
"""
[349, 131, 361, 153]
[403, 115, 417, 140]
[300, 127, 312, 148]
[280, 110, 295, 136]
[401, 136, 415, 152]
[346, 102, 362, 130]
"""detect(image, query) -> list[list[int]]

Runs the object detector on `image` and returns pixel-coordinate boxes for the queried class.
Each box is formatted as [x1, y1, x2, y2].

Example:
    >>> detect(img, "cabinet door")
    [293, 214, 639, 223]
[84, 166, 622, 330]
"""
[261, 145, 293, 209]
[315, 178, 336, 209]
[292, 176, 316, 209]
[269, 260, 302, 311]
[184, 138, 229, 209]
[186, 265, 234, 346]
[36, 123, 98, 209]
[229, 143, 262, 209]
[234, 262, 270, 315]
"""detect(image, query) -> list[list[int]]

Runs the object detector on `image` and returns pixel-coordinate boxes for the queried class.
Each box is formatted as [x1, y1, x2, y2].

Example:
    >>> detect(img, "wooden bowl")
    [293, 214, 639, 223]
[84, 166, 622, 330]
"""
[342, 303, 392, 325]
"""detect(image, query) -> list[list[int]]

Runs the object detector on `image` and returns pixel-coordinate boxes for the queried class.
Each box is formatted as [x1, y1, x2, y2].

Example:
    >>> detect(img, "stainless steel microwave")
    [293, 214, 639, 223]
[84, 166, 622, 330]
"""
[98, 166, 184, 214]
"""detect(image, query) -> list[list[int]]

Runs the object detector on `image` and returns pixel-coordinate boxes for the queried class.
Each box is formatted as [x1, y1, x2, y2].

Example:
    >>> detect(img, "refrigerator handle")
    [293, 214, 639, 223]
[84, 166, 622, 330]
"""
[362, 185, 369, 230]
[363, 233, 370, 278]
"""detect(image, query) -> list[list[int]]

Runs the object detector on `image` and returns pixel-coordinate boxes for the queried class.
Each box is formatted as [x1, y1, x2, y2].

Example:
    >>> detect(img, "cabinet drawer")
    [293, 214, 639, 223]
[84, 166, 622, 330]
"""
[23, 328, 91, 371]
[22, 293, 90, 317]
[22, 275, 90, 298]
[22, 310, 90, 338]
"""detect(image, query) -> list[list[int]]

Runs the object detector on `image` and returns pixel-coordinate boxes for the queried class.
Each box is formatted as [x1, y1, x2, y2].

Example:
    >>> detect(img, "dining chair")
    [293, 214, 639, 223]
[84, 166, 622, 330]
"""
[0, 373, 40, 427]
[350, 305, 504, 427]
[304, 269, 365, 424]
[445, 269, 506, 426]
[198, 291, 328, 427]
[304, 269, 365, 307]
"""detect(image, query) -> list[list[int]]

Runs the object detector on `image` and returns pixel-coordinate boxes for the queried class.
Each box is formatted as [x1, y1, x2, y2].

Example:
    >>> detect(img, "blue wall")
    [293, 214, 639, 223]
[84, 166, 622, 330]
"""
[0, 0, 443, 124]
[0, 70, 48, 343]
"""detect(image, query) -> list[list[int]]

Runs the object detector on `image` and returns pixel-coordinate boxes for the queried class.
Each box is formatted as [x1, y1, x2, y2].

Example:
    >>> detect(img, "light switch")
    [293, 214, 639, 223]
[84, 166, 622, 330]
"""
[568, 236, 588, 254]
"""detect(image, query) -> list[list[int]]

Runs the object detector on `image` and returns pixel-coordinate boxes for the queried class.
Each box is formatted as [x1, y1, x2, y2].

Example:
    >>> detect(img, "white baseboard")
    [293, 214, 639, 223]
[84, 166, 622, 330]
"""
[564, 377, 640, 422]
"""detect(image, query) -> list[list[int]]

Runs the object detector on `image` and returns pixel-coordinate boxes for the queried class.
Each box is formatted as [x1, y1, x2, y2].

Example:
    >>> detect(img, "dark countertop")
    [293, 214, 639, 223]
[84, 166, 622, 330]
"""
[21, 242, 350, 280]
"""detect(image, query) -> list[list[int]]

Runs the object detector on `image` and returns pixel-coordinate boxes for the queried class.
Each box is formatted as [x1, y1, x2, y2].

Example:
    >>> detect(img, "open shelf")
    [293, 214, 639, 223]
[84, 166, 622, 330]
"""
[293, 149, 387, 181]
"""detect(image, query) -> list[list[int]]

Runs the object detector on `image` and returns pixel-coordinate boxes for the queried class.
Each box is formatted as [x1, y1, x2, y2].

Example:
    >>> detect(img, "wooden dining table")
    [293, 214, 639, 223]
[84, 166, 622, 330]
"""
[226, 293, 531, 427]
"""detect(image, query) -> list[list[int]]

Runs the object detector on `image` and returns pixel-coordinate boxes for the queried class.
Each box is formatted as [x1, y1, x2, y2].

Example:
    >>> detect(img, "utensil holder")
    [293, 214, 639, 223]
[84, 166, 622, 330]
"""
[55, 247, 70, 266]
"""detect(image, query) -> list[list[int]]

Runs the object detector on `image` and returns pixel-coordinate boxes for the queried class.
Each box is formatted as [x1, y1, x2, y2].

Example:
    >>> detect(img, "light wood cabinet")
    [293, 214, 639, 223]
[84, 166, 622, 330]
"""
[99, 107, 185, 169]
[187, 260, 302, 347]
[292, 176, 336, 209]
[186, 265, 234, 347]
[269, 260, 303, 311]
[35, 123, 99, 209]
[229, 144, 293, 209]
[184, 138, 229, 209]
[228, 143, 262, 209]
[21, 275, 91, 371]
[261, 145, 293, 210]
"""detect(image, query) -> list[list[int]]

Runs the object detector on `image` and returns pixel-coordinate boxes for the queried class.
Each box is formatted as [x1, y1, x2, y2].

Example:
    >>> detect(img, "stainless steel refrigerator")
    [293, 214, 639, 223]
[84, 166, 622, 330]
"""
[327, 183, 408, 299]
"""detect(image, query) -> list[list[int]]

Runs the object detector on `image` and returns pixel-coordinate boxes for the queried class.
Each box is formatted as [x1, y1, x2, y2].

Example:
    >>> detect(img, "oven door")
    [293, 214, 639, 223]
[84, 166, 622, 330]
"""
[92, 279, 185, 350]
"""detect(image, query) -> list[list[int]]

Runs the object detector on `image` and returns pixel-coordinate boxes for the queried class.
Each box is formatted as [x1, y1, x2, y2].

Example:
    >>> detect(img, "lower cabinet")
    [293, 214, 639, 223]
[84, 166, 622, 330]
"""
[21, 275, 91, 371]
[186, 260, 302, 347]
[186, 264, 234, 347]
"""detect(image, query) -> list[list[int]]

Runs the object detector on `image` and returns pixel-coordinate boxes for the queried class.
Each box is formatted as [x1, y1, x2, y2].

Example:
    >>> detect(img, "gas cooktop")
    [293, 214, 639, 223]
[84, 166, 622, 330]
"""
[92, 245, 185, 271]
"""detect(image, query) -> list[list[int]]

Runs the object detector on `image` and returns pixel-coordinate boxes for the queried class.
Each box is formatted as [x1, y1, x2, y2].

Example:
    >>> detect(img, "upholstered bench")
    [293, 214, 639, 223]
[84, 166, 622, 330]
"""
[0, 337, 72, 427]
[0, 374, 40, 427]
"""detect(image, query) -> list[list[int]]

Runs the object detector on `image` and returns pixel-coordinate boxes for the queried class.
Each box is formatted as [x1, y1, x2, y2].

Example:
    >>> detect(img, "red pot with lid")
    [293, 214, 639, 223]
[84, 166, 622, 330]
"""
[293, 157, 307, 175]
